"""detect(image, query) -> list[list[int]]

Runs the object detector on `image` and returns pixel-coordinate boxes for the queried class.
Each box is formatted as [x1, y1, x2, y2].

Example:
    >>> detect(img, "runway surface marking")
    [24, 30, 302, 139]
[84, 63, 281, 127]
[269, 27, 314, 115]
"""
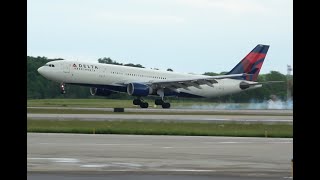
[28, 133, 292, 179]
[28, 157, 217, 172]
[28, 158, 80, 163]
[27, 113, 292, 124]
[34, 140, 292, 148]
[36, 139, 292, 145]
[38, 143, 151, 146]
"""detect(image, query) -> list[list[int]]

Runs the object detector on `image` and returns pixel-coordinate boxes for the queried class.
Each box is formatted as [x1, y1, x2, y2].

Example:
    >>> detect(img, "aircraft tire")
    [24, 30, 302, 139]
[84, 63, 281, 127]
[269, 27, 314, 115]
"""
[140, 102, 149, 108]
[133, 99, 142, 105]
[162, 102, 170, 109]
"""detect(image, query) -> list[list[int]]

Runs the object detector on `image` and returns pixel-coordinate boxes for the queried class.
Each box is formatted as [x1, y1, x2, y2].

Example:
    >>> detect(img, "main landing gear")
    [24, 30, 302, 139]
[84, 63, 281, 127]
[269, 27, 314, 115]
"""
[155, 99, 171, 109]
[132, 89, 171, 109]
[132, 98, 170, 108]
[132, 98, 171, 109]
[156, 89, 170, 108]
[60, 82, 66, 94]
[133, 98, 149, 108]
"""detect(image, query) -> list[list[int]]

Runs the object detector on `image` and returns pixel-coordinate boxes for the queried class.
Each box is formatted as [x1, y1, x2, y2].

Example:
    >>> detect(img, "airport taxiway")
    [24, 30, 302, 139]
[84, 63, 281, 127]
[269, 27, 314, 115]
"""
[27, 133, 292, 179]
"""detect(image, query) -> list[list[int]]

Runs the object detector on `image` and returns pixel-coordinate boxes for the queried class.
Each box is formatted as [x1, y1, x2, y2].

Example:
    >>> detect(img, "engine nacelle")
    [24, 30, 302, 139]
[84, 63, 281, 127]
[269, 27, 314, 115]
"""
[90, 88, 113, 96]
[127, 83, 153, 96]
[239, 81, 250, 90]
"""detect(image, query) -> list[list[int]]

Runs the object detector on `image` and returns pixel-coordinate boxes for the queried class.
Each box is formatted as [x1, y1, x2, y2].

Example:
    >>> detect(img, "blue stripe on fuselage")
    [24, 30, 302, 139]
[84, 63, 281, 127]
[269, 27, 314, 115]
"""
[68, 83, 205, 98]
[251, 58, 264, 68]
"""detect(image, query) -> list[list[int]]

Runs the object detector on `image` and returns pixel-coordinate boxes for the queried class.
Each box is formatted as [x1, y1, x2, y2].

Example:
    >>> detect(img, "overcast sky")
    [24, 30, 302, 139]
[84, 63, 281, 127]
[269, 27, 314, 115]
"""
[27, 0, 293, 75]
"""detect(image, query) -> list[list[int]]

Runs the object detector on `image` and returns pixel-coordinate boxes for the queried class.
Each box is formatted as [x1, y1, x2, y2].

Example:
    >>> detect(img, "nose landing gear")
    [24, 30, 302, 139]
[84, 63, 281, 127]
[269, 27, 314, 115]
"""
[60, 83, 66, 94]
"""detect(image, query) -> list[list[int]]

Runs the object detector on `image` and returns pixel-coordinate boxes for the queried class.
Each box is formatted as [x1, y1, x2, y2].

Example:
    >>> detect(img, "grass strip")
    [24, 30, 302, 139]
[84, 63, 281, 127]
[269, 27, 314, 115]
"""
[27, 99, 136, 108]
[27, 119, 292, 138]
[27, 99, 255, 108]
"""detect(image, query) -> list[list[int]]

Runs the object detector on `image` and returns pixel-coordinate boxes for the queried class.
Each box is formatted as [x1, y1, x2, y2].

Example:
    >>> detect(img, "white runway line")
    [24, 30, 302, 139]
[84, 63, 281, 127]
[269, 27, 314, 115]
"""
[27, 158, 80, 163]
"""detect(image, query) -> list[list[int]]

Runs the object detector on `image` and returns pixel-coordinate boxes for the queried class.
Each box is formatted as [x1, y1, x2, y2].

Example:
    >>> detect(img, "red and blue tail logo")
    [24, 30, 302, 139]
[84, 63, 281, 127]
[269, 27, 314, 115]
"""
[226, 44, 269, 81]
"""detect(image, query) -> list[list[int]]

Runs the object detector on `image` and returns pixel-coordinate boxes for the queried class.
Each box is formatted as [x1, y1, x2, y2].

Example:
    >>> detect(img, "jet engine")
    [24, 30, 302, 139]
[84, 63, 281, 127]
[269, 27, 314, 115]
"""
[127, 83, 153, 96]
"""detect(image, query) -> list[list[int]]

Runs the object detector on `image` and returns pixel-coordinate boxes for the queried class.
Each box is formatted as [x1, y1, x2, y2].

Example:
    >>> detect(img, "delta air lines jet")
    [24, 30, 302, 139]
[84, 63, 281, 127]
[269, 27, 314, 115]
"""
[38, 44, 270, 108]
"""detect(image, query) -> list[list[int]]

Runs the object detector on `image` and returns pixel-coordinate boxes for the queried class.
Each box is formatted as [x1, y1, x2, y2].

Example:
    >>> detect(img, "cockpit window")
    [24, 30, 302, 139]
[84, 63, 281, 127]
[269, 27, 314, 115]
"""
[46, 64, 55, 67]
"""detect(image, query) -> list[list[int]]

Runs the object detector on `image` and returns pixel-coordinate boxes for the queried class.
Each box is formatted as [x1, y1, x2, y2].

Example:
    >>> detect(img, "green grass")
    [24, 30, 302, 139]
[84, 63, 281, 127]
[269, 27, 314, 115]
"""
[27, 120, 292, 138]
[27, 99, 136, 108]
[27, 98, 250, 108]
[27, 108, 110, 114]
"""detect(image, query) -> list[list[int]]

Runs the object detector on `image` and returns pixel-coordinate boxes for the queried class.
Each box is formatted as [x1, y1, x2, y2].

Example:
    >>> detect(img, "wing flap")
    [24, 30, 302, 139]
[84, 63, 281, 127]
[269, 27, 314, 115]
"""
[147, 73, 248, 90]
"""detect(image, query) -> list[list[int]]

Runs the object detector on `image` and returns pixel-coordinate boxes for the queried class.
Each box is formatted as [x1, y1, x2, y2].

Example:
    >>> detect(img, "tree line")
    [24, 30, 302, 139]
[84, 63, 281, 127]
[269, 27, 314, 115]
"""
[27, 56, 293, 102]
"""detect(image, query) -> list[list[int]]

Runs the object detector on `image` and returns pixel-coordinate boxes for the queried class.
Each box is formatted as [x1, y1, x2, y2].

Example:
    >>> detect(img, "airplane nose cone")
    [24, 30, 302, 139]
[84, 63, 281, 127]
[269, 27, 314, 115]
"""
[37, 66, 44, 75]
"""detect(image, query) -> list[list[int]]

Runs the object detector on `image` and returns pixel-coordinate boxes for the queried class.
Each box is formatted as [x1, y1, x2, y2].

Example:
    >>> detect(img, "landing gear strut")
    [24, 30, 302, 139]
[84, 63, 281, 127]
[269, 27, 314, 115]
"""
[133, 98, 149, 108]
[60, 83, 66, 94]
[155, 99, 164, 105]
[156, 89, 171, 109]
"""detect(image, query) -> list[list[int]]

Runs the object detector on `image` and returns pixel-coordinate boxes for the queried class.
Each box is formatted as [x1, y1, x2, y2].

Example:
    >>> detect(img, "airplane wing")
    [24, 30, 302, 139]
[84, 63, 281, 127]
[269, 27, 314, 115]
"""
[119, 73, 249, 91]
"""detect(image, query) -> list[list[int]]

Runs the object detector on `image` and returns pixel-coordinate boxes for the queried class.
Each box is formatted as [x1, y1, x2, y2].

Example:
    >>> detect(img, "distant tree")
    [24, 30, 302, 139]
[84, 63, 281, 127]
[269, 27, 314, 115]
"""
[219, 71, 228, 75]
[98, 57, 144, 68]
[264, 71, 287, 100]
[124, 63, 144, 68]
[265, 71, 286, 81]
[203, 72, 218, 76]
[98, 57, 122, 65]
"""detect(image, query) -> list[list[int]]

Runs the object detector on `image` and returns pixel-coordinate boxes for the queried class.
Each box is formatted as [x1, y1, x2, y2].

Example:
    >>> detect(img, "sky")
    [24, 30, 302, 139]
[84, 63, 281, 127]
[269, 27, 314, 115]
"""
[27, 0, 293, 75]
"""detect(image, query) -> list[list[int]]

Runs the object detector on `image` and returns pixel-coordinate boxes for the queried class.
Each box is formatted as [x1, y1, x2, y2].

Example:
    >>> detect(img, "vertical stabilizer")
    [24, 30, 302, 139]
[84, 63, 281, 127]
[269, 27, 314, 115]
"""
[227, 44, 269, 81]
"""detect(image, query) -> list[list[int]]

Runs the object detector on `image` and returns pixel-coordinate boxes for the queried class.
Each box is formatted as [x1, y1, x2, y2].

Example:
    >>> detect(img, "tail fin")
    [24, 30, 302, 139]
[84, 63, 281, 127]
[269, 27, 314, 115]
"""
[226, 44, 269, 81]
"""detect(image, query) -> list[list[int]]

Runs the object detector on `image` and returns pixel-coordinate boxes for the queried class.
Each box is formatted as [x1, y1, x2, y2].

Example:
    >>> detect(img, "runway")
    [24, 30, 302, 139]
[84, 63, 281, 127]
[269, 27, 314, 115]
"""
[27, 172, 287, 180]
[27, 133, 292, 179]
[28, 106, 293, 115]
[27, 113, 292, 124]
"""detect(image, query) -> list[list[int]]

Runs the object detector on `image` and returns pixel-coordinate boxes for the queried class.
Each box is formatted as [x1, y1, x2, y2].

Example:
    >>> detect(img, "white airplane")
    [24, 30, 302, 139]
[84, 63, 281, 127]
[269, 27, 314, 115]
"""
[38, 44, 270, 108]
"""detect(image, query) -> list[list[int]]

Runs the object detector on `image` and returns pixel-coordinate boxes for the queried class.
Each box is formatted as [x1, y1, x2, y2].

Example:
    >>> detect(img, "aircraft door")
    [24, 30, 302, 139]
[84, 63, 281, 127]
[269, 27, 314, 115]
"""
[62, 63, 71, 82]
[63, 63, 70, 73]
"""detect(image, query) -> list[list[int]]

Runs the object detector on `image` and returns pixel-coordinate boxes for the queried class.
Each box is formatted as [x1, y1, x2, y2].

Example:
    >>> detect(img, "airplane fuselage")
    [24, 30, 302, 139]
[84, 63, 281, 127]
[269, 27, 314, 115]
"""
[38, 60, 260, 98]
